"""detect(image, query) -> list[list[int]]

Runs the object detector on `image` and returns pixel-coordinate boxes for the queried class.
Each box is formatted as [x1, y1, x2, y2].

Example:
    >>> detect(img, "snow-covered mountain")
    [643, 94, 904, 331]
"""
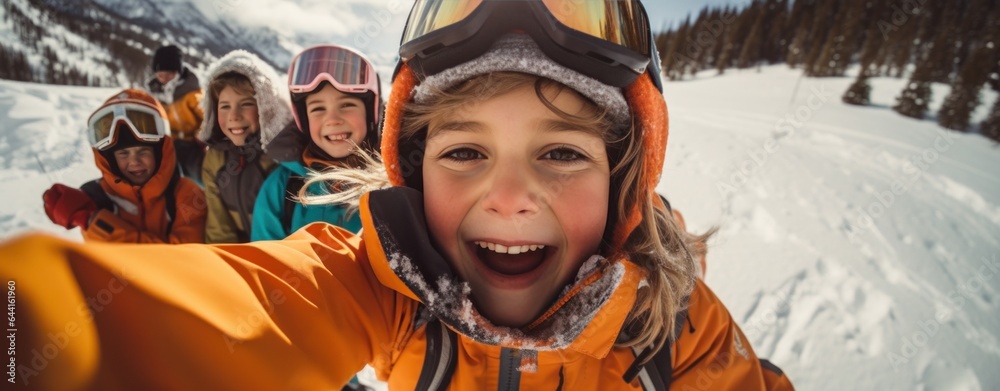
[0, 0, 404, 87]
[2, 64, 998, 389]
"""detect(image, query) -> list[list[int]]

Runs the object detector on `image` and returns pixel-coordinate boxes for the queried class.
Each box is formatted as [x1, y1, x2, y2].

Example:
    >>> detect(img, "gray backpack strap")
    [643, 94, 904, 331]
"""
[414, 316, 458, 391]
[622, 309, 691, 390]
[80, 179, 113, 211]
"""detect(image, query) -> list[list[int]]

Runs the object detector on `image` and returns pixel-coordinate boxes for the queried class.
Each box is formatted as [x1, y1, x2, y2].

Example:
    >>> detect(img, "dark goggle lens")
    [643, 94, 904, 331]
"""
[402, 0, 649, 56]
[290, 46, 372, 87]
[125, 110, 161, 136]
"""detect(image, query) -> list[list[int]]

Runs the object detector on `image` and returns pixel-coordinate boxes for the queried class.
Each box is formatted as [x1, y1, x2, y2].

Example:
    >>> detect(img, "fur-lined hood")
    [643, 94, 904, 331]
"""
[198, 50, 292, 151]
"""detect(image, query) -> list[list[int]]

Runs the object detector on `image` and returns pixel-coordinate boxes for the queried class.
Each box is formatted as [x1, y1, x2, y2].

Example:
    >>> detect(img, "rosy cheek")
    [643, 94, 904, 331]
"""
[424, 175, 465, 255]
[309, 122, 323, 143]
[558, 179, 608, 250]
[217, 112, 226, 129]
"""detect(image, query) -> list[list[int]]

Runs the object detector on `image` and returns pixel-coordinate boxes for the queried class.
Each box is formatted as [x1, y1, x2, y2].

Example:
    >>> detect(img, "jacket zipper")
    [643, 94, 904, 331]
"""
[135, 188, 144, 243]
[235, 165, 249, 237]
[497, 348, 521, 391]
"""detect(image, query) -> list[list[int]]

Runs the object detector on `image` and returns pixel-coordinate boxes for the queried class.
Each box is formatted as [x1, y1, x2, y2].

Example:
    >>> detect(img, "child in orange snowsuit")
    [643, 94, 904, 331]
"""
[41, 89, 206, 244]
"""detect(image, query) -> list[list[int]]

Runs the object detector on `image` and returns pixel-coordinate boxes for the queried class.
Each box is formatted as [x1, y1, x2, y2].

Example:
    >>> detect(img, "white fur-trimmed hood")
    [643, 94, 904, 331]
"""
[198, 50, 292, 151]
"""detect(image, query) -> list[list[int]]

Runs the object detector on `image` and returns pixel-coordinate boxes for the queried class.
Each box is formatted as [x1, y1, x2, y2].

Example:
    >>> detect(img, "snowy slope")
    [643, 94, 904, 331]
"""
[661, 65, 999, 390]
[1, 65, 999, 389]
[0, 80, 112, 240]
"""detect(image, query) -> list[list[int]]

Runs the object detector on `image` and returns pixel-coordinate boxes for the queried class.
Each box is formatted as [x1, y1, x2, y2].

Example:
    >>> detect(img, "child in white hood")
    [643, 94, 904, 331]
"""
[199, 50, 294, 243]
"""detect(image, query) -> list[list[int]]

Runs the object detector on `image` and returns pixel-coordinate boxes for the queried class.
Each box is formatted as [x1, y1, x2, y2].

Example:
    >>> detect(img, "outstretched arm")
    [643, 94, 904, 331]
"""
[2, 223, 405, 390]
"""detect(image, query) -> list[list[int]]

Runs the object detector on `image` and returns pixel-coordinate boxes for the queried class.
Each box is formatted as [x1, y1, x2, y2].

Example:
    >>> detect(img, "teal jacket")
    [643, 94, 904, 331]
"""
[250, 160, 362, 241]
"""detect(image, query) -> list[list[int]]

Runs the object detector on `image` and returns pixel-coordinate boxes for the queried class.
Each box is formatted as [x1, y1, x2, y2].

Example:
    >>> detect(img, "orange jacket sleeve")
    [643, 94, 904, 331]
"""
[671, 280, 795, 390]
[81, 180, 207, 244]
[1, 223, 402, 390]
[187, 89, 204, 130]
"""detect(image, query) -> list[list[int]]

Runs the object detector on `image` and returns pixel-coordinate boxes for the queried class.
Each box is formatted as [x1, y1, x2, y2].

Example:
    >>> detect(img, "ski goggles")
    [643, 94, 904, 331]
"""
[87, 103, 168, 150]
[288, 45, 380, 96]
[398, 0, 661, 90]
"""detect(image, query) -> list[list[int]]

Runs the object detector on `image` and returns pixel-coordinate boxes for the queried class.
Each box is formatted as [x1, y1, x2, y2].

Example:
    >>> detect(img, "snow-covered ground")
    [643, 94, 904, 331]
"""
[1, 65, 999, 389]
[662, 65, 999, 390]
[0, 81, 112, 240]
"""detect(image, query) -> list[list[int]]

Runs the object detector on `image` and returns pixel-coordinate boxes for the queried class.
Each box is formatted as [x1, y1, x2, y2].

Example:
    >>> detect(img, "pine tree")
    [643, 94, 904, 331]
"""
[737, 1, 765, 69]
[981, 97, 1000, 142]
[812, 0, 866, 77]
[716, 1, 760, 74]
[663, 17, 692, 81]
[655, 29, 672, 77]
[938, 44, 993, 131]
[893, 2, 956, 119]
[842, 1, 888, 105]
[842, 75, 872, 105]
[711, 6, 736, 72]
[924, 2, 964, 84]
[879, 1, 922, 78]
[785, 0, 814, 67]
[687, 8, 725, 75]
[802, 0, 840, 76]
[856, 1, 888, 77]
[763, 0, 790, 64]
[894, 80, 932, 119]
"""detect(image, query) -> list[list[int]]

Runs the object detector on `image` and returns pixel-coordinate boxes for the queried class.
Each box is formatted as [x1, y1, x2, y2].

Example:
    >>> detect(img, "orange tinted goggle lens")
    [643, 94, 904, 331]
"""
[125, 110, 162, 136]
[541, 0, 649, 55]
[91, 112, 115, 143]
[402, 0, 649, 56]
[402, 0, 483, 44]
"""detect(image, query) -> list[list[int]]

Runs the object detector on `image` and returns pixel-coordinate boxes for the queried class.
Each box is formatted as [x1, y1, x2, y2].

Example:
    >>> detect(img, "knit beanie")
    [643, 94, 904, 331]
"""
[412, 34, 631, 127]
[152, 45, 183, 73]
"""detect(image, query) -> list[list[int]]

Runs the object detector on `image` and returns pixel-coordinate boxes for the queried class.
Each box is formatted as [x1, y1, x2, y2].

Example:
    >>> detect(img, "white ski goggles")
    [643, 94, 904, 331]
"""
[87, 103, 168, 151]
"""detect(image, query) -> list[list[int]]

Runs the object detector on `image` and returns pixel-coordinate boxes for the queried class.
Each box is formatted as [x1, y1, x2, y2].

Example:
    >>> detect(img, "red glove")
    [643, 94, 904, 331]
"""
[42, 184, 98, 230]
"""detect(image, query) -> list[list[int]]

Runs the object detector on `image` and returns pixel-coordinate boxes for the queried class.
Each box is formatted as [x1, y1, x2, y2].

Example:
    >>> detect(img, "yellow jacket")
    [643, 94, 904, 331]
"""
[147, 67, 204, 141]
[1, 189, 791, 390]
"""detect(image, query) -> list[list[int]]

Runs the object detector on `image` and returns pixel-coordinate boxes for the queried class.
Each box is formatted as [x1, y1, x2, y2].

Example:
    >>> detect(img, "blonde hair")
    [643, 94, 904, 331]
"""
[301, 72, 711, 358]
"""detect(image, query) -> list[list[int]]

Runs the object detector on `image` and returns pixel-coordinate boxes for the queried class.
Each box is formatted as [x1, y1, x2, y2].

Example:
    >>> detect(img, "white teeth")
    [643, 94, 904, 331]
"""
[326, 133, 350, 141]
[474, 241, 545, 255]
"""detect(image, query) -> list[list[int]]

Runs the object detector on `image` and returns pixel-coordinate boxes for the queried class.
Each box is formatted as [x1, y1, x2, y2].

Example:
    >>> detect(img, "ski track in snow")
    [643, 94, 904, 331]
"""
[663, 66, 999, 390]
[0, 81, 110, 241]
[2, 65, 1000, 390]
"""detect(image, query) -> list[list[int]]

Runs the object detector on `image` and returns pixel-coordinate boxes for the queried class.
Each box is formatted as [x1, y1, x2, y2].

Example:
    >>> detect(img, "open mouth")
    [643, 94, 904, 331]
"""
[471, 240, 553, 276]
[228, 126, 249, 136]
[324, 132, 352, 142]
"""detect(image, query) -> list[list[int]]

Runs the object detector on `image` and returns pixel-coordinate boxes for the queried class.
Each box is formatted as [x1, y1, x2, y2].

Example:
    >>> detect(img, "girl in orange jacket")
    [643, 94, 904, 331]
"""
[4, 1, 792, 390]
